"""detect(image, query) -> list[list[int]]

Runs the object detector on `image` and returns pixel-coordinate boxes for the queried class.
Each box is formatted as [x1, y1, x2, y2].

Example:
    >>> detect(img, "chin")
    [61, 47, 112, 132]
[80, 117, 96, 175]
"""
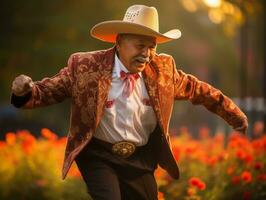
[128, 63, 146, 73]
[133, 68, 144, 73]
[136, 64, 146, 71]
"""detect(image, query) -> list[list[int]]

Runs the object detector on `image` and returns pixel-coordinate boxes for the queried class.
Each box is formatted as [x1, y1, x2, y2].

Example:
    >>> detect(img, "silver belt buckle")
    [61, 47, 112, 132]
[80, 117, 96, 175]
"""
[112, 141, 136, 158]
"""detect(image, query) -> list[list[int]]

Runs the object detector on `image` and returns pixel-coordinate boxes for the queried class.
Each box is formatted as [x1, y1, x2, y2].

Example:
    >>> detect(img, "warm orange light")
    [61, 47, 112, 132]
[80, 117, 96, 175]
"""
[208, 9, 224, 24]
[203, 0, 221, 8]
[181, 0, 198, 12]
[221, 2, 235, 15]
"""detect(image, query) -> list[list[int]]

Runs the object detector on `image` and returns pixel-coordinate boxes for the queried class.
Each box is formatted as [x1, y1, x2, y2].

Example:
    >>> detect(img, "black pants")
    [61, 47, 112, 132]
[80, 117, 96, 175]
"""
[75, 131, 162, 200]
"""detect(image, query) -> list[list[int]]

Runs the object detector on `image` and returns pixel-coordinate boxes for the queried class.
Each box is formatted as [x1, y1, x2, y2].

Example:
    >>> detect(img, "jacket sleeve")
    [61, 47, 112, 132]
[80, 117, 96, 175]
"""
[11, 54, 76, 109]
[172, 58, 248, 132]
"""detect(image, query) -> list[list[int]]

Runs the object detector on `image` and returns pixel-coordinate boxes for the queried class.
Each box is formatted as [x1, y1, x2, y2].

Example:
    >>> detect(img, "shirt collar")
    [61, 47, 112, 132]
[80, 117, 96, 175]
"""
[114, 53, 142, 78]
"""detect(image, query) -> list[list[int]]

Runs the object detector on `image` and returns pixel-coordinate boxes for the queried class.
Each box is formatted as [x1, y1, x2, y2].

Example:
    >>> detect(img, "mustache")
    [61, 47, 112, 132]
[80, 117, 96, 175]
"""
[134, 56, 150, 63]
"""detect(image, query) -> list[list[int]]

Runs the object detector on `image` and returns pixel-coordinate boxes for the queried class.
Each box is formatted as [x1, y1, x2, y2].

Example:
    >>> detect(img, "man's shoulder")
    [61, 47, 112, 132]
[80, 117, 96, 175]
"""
[151, 53, 174, 68]
[153, 53, 173, 62]
[69, 47, 114, 62]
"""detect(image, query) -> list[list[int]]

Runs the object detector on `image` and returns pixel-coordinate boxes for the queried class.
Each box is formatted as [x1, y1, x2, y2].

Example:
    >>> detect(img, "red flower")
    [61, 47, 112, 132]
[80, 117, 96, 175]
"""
[236, 150, 253, 163]
[41, 128, 58, 141]
[254, 162, 263, 170]
[244, 154, 253, 163]
[231, 176, 241, 185]
[206, 156, 218, 166]
[217, 151, 227, 162]
[68, 166, 81, 178]
[21, 140, 35, 155]
[197, 182, 206, 190]
[5, 132, 16, 145]
[236, 150, 246, 160]
[56, 137, 67, 145]
[257, 173, 266, 181]
[189, 177, 201, 187]
[158, 191, 164, 200]
[17, 130, 36, 155]
[0, 141, 5, 149]
[172, 146, 180, 161]
[241, 171, 252, 183]
[155, 167, 166, 179]
[187, 187, 196, 196]
[188, 177, 206, 190]
[227, 166, 234, 175]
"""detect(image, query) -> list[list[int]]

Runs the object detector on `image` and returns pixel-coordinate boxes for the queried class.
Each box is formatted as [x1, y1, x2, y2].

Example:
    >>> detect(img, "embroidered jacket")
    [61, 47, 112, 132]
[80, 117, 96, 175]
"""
[15, 47, 248, 179]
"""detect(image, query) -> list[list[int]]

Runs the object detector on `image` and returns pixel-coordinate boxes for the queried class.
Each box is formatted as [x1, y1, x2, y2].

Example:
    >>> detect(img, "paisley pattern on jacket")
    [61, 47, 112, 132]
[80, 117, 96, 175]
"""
[21, 47, 248, 179]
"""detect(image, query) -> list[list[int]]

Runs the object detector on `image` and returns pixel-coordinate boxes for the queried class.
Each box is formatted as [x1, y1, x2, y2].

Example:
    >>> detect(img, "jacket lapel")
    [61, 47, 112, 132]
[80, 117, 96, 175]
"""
[142, 62, 165, 134]
[95, 47, 115, 130]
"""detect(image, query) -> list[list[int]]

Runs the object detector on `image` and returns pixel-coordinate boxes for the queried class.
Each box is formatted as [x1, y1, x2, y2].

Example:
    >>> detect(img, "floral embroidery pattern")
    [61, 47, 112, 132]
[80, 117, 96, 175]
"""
[142, 98, 151, 106]
[106, 99, 115, 108]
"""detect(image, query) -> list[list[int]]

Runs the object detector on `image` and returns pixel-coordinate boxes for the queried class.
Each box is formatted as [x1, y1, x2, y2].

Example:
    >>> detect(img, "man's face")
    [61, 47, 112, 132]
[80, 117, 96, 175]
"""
[116, 34, 157, 73]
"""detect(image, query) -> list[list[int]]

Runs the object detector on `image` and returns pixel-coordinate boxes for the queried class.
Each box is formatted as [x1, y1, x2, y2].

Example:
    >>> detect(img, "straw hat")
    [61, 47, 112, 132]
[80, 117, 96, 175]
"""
[90, 5, 181, 44]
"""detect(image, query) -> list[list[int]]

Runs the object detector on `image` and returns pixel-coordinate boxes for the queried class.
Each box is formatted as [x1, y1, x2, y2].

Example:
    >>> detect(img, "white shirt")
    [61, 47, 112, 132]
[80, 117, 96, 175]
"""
[94, 54, 157, 146]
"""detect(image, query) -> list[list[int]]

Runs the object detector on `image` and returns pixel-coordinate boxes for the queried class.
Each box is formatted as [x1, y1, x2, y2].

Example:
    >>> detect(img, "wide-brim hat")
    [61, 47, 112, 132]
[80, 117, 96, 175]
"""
[90, 5, 181, 44]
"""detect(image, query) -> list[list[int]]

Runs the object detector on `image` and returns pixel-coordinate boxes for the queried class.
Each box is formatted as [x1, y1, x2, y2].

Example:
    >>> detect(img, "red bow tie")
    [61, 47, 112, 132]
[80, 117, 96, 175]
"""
[120, 71, 140, 98]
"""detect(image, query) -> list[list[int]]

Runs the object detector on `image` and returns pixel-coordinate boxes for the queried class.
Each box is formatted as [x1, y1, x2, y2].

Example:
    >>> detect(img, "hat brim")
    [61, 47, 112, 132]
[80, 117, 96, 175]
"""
[90, 20, 181, 44]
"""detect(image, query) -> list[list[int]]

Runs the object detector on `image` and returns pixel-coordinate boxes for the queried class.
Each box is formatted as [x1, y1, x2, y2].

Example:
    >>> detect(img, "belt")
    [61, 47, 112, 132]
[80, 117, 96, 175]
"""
[90, 137, 140, 158]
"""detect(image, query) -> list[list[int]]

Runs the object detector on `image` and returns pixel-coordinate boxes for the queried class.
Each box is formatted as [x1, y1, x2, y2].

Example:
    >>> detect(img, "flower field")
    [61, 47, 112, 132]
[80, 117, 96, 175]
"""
[0, 127, 265, 200]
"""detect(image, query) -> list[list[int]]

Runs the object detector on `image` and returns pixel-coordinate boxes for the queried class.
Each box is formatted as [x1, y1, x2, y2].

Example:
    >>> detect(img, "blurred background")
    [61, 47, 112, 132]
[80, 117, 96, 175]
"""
[0, 0, 265, 138]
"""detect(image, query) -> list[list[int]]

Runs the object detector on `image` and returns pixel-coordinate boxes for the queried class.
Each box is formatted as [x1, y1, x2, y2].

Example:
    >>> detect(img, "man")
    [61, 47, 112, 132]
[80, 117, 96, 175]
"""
[11, 5, 248, 200]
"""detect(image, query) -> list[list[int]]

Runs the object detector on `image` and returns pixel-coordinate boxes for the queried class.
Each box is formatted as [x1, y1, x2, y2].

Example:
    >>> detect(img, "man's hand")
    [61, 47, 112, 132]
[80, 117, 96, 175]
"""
[11, 74, 34, 96]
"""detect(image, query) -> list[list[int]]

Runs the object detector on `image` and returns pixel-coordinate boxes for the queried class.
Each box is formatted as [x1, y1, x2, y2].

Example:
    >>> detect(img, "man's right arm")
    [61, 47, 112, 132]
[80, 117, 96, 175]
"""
[11, 74, 34, 108]
[10, 54, 76, 109]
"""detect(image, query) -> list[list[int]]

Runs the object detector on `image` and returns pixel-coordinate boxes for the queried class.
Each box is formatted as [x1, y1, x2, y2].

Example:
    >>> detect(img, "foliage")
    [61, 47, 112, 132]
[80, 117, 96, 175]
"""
[0, 129, 90, 200]
[1, 0, 264, 135]
[1, 127, 265, 200]
[157, 127, 266, 200]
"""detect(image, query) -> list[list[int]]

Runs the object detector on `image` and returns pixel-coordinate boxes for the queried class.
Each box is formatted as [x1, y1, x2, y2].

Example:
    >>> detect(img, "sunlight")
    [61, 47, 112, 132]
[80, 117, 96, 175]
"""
[181, 0, 198, 12]
[203, 0, 221, 8]
[208, 9, 224, 24]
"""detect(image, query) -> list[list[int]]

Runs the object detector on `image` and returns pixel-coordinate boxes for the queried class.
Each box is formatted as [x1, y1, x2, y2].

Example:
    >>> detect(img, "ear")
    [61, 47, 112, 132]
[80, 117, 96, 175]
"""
[117, 34, 122, 45]
[116, 43, 120, 50]
[115, 35, 120, 51]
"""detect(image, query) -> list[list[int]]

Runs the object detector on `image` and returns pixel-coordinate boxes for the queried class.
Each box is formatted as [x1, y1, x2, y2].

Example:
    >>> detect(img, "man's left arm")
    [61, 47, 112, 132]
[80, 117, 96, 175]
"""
[172, 59, 248, 134]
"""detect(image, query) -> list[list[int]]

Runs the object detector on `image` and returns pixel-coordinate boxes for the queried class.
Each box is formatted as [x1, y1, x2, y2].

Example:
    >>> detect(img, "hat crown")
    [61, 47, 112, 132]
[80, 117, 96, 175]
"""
[90, 4, 181, 44]
[122, 5, 159, 32]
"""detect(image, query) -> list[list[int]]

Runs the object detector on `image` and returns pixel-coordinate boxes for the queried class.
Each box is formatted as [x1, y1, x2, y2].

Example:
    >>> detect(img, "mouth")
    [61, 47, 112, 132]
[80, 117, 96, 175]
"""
[135, 57, 149, 65]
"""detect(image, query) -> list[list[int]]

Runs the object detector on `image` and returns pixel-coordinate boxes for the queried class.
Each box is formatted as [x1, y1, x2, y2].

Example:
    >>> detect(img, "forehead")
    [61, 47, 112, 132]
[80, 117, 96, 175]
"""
[119, 34, 156, 45]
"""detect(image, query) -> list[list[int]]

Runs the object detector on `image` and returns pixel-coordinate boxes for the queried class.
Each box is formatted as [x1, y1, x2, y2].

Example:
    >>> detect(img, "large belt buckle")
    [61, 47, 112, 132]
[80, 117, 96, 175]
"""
[112, 141, 136, 158]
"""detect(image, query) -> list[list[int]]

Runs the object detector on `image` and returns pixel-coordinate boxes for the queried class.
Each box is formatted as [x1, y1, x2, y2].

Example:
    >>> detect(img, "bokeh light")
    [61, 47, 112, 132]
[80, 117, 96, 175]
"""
[181, 0, 198, 12]
[208, 9, 224, 24]
[203, 0, 222, 8]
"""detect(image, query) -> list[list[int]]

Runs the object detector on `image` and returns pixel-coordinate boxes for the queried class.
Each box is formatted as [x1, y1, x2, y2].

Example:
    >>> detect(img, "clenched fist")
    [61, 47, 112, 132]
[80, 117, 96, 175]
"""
[11, 74, 34, 96]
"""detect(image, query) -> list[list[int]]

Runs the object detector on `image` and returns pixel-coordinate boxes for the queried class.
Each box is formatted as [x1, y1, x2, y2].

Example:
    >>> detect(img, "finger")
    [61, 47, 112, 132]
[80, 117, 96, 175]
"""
[24, 80, 33, 91]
